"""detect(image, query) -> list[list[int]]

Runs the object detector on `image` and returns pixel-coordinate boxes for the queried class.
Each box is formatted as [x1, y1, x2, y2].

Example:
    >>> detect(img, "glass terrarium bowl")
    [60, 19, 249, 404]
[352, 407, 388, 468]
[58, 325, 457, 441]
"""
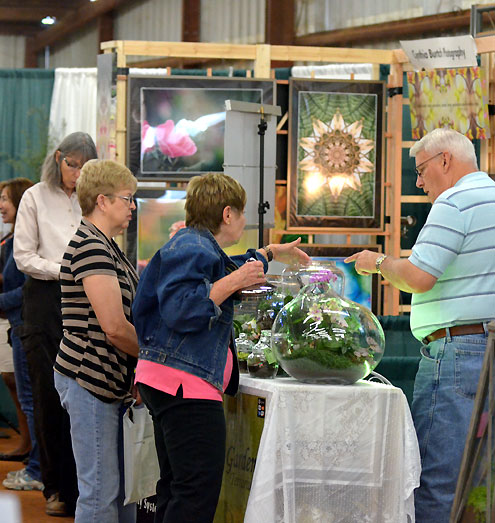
[234, 332, 255, 373]
[247, 330, 279, 379]
[281, 261, 345, 298]
[233, 276, 289, 343]
[271, 282, 385, 385]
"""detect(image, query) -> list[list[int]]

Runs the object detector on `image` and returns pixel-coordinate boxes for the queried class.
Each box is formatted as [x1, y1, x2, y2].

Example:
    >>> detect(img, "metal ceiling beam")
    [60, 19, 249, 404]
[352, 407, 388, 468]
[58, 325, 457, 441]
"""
[0, 6, 73, 22]
[294, 9, 471, 47]
[27, 0, 139, 53]
[0, 22, 39, 36]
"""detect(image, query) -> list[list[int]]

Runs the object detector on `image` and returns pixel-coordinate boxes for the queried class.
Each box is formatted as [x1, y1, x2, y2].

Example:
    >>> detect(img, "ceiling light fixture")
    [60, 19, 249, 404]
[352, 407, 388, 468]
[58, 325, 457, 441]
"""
[41, 16, 56, 25]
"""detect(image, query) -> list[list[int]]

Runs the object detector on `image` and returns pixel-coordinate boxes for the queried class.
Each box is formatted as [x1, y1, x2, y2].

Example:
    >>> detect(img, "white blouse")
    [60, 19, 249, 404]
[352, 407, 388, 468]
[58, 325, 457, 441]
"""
[13, 181, 81, 280]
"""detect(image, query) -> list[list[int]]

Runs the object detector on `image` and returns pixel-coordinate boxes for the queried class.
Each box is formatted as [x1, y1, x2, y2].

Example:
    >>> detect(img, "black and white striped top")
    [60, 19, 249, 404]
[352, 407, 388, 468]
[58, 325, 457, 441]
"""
[55, 218, 139, 403]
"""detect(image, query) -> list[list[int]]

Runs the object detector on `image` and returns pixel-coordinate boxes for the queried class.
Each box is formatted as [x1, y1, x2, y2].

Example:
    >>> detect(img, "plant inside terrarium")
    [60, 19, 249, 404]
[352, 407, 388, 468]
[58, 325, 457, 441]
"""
[233, 286, 292, 341]
[234, 332, 255, 373]
[272, 279, 384, 384]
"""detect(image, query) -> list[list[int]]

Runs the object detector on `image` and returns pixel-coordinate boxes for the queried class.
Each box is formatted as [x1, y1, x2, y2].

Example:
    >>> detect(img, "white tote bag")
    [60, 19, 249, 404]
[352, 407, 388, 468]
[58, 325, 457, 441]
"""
[123, 403, 160, 505]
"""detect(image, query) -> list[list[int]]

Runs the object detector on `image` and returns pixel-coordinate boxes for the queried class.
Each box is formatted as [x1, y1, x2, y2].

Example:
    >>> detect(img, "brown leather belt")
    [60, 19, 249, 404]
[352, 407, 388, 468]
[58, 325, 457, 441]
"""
[422, 323, 485, 345]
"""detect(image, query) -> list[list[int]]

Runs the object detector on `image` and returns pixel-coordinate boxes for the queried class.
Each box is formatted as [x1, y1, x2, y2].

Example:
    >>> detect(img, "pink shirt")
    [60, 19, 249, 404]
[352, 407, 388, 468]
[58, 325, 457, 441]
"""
[135, 348, 234, 401]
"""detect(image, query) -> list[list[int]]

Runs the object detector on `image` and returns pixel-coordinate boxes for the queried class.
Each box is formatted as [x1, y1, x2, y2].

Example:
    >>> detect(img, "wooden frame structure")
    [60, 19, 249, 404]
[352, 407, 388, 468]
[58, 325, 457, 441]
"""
[451, 320, 495, 522]
[100, 37, 495, 315]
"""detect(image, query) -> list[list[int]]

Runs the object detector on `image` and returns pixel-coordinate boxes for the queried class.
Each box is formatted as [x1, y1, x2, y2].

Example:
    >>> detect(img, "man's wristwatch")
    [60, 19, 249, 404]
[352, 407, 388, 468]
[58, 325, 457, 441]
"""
[262, 246, 273, 262]
[375, 254, 387, 275]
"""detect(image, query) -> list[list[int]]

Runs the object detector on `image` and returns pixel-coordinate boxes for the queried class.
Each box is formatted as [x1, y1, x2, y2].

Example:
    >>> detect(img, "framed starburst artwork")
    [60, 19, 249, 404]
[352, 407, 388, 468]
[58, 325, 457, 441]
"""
[287, 79, 385, 232]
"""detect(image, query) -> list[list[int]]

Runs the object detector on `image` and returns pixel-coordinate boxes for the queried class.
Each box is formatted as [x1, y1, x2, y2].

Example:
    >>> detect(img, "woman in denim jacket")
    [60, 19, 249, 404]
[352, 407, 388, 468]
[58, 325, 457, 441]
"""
[133, 173, 309, 522]
[0, 178, 42, 491]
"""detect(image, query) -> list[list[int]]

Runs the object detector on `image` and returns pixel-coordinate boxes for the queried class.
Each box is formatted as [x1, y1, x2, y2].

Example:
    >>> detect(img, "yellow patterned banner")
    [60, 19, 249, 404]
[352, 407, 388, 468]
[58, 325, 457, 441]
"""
[407, 67, 490, 140]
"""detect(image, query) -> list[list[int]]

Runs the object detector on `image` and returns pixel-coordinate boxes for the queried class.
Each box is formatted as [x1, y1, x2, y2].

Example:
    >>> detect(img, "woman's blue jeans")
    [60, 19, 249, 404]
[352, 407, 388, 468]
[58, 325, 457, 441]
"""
[54, 371, 136, 523]
[10, 328, 41, 481]
[411, 328, 488, 523]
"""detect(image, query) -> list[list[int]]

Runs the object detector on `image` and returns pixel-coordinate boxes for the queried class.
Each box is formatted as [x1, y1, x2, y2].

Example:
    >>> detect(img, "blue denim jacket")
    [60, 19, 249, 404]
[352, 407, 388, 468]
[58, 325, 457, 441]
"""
[0, 236, 26, 327]
[132, 227, 268, 391]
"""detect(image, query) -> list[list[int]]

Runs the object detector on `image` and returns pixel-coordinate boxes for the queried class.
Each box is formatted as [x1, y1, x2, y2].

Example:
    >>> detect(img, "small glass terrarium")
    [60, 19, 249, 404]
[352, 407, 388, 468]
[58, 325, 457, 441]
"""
[233, 278, 290, 343]
[234, 332, 255, 373]
[271, 282, 385, 385]
[255, 286, 291, 332]
[247, 330, 279, 379]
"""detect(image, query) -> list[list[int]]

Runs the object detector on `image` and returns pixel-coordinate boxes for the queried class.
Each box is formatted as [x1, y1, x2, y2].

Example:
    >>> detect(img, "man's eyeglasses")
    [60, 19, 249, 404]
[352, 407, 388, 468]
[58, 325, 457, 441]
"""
[63, 157, 82, 171]
[415, 151, 444, 177]
[105, 194, 135, 205]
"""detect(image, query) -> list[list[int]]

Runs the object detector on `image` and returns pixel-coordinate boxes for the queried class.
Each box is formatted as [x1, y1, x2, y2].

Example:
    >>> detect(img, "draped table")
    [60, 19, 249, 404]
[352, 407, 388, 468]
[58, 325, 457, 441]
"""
[240, 376, 421, 523]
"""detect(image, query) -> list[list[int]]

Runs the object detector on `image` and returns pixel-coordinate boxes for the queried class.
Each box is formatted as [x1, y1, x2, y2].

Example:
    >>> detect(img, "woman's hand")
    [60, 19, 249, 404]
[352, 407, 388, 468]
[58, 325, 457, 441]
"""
[132, 384, 142, 406]
[266, 238, 311, 266]
[233, 260, 266, 289]
[209, 260, 266, 306]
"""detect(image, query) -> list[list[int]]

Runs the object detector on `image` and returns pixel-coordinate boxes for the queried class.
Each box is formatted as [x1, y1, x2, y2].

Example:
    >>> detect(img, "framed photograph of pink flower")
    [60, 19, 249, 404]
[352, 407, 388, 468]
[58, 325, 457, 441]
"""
[287, 79, 386, 232]
[125, 185, 262, 274]
[300, 244, 382, 314]
[128, 75, 275, 180]
[125, 186, 187, 275]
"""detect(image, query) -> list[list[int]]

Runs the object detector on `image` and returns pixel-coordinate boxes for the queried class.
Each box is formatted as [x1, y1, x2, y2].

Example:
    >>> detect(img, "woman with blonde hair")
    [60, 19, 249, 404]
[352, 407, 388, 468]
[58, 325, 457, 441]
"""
[54, 159, 139, 523]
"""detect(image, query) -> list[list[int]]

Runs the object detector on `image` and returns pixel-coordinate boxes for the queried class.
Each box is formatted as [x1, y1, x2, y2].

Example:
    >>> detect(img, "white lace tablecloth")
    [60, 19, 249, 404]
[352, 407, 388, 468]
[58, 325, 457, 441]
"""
[241, 376, 421, 523]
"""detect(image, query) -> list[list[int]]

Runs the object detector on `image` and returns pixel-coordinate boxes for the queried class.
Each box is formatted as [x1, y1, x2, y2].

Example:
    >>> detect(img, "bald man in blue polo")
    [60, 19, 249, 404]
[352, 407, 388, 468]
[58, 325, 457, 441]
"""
[346, 128, 495, 523]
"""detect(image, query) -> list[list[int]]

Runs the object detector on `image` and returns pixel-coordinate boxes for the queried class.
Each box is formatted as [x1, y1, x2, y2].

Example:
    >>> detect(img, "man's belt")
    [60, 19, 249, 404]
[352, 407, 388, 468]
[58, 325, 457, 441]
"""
[422, 323, 485, 345]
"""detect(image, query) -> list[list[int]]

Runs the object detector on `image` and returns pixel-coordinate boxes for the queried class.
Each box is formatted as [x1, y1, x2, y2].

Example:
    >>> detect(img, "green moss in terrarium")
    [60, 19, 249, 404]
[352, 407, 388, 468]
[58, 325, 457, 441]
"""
[284, 345, 356, 369]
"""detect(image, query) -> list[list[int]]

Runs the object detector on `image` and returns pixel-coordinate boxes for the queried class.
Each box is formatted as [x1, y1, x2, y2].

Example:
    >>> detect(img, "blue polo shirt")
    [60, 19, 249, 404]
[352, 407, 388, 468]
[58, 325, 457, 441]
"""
[409, 171, 495, 341]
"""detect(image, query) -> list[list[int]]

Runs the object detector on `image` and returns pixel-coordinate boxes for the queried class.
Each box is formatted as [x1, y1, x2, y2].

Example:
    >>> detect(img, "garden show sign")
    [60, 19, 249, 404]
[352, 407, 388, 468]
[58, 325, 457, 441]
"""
[400, 35, 478, 70]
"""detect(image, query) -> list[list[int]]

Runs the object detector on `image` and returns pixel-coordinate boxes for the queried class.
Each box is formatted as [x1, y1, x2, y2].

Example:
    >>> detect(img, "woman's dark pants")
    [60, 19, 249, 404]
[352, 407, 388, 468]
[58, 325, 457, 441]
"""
[19, 277, 78, 512]
[138, 382, 226, 523]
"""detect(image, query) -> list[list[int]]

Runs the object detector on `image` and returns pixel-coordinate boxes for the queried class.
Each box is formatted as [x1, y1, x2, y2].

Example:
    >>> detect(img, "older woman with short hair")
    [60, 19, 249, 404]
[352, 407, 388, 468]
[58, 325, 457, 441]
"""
[14, 131, 97, 516]
[133, 172, 310, 522]
[54, 159, 139, 523]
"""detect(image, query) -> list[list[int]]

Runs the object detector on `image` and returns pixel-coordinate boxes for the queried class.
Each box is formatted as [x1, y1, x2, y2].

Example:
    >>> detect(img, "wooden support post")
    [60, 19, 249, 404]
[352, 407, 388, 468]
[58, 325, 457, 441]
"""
[182, 0, 200, 42]
[115, 41, 127, 166]
[481, 52, 495, 176]
[265, 0, 295, 68]
[254, 44, 271, 79]
[371, 63, 380, 81]
[24, 37, 38, 68]
[97, 11, 114, 52]
[383, 62, 404, 315]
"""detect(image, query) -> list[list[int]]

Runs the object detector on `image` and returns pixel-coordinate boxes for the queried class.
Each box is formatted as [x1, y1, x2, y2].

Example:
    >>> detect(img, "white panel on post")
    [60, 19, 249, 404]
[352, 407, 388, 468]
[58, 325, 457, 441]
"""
[224, 100, 281, 231]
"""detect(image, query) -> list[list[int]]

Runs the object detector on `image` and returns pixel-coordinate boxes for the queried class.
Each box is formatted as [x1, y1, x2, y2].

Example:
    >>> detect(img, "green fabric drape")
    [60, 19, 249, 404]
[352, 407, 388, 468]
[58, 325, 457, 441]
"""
[0, 69, 54, 182]
[375, 315, 421, 406]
